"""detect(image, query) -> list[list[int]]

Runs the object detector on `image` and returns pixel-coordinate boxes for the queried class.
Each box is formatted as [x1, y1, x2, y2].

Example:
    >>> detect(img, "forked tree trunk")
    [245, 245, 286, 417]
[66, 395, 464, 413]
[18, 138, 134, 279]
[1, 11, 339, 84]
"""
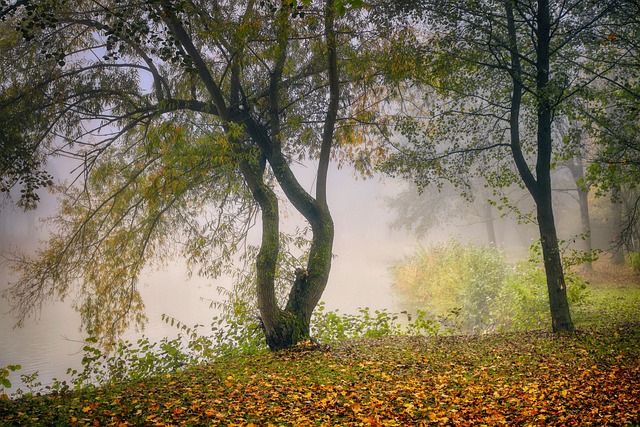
[257, 196, 334, 351]
[241, 158, 335, 351]
[242, 156, 334, 350]
[242, 0, 338, 351]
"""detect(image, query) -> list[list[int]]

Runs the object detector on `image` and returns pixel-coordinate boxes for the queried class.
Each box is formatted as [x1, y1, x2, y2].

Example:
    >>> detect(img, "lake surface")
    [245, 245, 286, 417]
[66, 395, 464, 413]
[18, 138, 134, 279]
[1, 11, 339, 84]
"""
[0, 264, 227, 394]
[1, 254, 404, 395]
[0, 168, 416, 394]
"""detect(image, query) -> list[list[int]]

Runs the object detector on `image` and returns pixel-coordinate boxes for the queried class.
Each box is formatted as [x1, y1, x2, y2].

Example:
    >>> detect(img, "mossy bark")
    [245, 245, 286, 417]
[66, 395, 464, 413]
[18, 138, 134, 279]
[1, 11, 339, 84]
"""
[237, 0, 338, 351]
[240, 154, 335, 351]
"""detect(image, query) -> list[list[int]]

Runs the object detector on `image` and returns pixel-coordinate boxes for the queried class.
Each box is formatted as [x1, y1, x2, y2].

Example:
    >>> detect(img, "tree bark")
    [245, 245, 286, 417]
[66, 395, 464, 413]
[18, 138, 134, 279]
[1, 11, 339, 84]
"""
[567, 156, 593, 270]
[239, 156, 331, 351]
[241, 0, 338, 350]
[611, 188, 625, 264]
[506, 0, 574, 333]
[537, 193, 574, 332]
[534, 0, 574, 332]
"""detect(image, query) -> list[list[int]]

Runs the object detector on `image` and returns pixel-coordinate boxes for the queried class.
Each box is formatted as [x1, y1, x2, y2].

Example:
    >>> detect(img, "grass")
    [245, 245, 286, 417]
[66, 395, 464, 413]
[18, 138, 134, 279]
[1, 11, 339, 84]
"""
[1, 261, 639, 426]
[573, 260, 640, 326]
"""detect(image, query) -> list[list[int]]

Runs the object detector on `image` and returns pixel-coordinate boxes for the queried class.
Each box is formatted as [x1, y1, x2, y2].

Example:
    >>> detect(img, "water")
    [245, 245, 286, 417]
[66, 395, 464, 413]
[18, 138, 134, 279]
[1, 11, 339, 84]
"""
[0, 264, 221, 394]
[0, 245, 405, 395]
[0, 168, 415, 395]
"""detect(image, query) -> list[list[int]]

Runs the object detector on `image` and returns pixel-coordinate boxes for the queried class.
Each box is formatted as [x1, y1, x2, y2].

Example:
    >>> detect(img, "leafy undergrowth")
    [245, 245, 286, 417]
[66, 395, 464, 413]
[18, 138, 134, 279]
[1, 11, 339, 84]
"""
[573, 261, 640, 327]
[2, 324, 640, 426]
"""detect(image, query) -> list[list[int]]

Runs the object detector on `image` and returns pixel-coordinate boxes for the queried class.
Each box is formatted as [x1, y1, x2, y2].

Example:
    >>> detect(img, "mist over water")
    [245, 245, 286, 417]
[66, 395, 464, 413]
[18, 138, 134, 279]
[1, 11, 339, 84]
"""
[0, 156, 605, 393]
[0, 161, 418, 392]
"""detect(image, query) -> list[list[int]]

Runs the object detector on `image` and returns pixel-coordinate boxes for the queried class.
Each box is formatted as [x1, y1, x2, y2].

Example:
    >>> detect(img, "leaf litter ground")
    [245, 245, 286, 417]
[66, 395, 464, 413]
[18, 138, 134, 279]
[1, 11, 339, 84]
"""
[2, 323, 639, 426]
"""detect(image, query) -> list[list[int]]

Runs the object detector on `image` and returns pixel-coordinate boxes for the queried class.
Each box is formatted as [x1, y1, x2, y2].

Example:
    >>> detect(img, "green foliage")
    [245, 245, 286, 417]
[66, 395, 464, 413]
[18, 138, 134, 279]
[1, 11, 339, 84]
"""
[390, 241, 507, 331]
[310, 302, 461, 343]
[0, 364, 21, 396]
[630, 252, 640, 272]
[65, 311, 274, 393]
[5, 122, 256, 347]
[4, 259, 639, 399]
[311, 303, 404, 341]
[2, 325, 640, 426]
[2, 0, 394, 353]
[0, 23, 59, 210]
[2, 292, 462, 398]
[1, 304, 454, 398]
[571, 265, 640, 326]
[391, 240, 591, 333]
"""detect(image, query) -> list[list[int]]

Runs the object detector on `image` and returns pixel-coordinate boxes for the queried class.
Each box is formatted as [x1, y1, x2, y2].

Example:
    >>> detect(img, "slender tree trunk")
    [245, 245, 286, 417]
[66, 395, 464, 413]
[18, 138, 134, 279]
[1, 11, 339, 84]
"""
[537, 193, 574, 332]
[577, 185, 593, 270]
[567, 156, 593, 270]
[534, 0, 574, 332]
[611, 188, 625, 264]
[285, 208, 334, 332]
[484, 201, 497, 246]
[506, 0, 574, 333]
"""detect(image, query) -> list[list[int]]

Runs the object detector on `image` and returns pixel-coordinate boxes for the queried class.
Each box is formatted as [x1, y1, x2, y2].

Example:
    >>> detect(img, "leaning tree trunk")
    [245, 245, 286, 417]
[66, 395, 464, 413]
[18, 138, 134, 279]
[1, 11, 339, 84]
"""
[260, 189, 334, 352]
[256, 182, 334, 352]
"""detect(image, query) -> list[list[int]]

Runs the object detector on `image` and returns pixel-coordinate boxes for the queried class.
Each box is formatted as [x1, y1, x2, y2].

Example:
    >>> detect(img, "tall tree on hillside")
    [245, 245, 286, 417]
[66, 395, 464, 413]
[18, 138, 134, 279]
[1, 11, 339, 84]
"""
[381, 0, 623, 332]
[1, 0, 391, 349]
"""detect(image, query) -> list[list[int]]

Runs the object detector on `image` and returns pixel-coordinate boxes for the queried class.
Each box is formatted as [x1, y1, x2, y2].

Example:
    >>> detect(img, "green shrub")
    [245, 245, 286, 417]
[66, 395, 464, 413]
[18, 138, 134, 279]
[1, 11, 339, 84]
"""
[630, 252, 640, 272]
[497, 258, 549, 330]
[391, 240, 590, 333]
[391, 241, 508, 332]
[310, 302, 460, 343]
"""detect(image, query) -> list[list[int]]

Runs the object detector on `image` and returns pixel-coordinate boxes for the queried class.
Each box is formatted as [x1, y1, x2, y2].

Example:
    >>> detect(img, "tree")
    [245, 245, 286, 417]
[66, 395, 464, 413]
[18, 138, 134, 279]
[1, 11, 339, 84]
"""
[0, 20, 57, 210]
[580, 0, 640, 259]
[553, 121, 594, 270]
[381, 0, 623, 332]
[1, 0, 391, 350]
[385, 180, 534, 248]
[564, 155, 593, 269]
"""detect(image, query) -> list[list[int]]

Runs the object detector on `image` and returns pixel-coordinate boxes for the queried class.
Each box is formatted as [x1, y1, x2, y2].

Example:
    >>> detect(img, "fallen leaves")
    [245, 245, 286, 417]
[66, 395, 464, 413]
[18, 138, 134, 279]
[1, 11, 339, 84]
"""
[1, 324, 640, 426]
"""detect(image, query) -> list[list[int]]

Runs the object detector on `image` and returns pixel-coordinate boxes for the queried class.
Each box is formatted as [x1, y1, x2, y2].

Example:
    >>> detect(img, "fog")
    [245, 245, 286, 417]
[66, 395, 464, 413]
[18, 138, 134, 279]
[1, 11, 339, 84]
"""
[0, 154, 616, 392]
[0, 159, 421, 391]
